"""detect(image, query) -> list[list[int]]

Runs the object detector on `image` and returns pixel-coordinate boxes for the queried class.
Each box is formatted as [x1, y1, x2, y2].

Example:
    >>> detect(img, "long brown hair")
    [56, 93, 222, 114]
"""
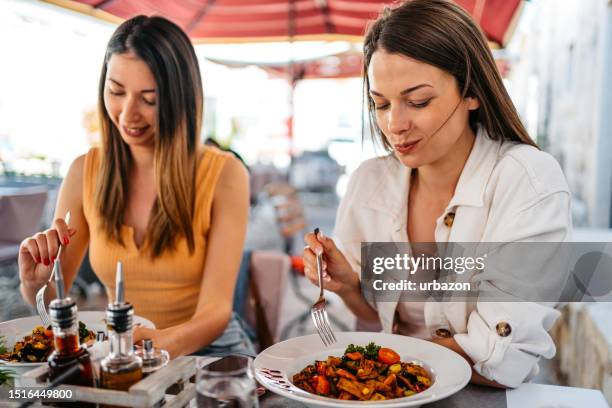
[96, 16, 203, 258]
[363, 0, 536, 150]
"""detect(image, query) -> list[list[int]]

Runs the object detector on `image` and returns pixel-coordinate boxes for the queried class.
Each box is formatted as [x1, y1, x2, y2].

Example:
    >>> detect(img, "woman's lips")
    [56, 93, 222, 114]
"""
[394, 139, 421, 154]
[122, 125, 149, 137]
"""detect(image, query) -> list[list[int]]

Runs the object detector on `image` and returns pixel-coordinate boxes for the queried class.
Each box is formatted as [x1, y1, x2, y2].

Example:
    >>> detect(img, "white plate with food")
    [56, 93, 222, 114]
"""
[0, 311, 154, 375]
[254, 332, 471, 407]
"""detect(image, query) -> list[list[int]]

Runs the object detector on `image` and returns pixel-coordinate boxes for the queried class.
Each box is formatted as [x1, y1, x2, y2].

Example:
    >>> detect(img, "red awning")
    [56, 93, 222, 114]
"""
[206, 47, 364, 80]
[45, 0, 523, 46]
[265, 51, 363, 79]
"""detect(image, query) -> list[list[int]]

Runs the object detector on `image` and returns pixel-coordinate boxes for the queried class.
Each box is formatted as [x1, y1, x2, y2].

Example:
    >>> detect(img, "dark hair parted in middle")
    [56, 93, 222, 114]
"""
[96, 15, 203, 258]
[363, 0, 536, 151]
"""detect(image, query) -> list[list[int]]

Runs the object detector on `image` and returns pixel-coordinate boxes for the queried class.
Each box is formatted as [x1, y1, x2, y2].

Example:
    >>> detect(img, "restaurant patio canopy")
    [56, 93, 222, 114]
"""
[41, 0, 524, 153]
[44, 0, 523, 47]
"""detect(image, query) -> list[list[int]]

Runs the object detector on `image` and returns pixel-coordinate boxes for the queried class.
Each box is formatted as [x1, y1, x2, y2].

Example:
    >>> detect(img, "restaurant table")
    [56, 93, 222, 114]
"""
[2, 376, 609, 407]
[256, 382, 610, 408]
[181, 357, 609, 408]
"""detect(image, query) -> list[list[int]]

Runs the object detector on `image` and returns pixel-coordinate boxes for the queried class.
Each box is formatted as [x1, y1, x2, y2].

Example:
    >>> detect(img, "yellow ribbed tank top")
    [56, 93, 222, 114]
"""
[82, 145, 230, 329]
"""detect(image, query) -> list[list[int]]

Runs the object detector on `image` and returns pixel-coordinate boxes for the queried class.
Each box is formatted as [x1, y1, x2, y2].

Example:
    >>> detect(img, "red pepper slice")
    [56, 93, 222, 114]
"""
[345, 351, 362, 361]
[316, 375, 330, 395]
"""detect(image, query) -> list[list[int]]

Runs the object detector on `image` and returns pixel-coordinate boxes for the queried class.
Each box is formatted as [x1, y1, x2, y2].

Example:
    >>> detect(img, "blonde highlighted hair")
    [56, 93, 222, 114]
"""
[96, 16, 203, 258]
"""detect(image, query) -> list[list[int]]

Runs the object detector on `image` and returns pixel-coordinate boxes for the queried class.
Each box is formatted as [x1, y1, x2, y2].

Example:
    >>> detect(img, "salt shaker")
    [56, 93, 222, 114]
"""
[135, 339, 169, 376]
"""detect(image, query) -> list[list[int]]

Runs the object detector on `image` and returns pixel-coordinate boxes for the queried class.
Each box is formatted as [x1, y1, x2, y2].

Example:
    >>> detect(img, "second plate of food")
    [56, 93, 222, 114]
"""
[254, 331, 471, 407]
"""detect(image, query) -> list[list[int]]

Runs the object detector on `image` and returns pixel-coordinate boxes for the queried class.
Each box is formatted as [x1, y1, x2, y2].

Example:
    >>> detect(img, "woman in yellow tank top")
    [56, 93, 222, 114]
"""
[18, 16, 254, 358]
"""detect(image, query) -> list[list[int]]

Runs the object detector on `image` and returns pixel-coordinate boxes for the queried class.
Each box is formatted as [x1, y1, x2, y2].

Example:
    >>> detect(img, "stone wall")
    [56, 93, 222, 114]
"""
[551, 303, 612, 404]
[506, 0, 612, 227]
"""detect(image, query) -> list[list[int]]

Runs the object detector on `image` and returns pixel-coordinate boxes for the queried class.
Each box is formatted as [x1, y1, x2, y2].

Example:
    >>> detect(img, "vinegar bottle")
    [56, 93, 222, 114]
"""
[47, 259, 95, 407]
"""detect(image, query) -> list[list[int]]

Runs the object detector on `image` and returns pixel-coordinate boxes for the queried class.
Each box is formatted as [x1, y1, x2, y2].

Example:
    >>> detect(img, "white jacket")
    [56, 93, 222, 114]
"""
[334, 127, 571, 388]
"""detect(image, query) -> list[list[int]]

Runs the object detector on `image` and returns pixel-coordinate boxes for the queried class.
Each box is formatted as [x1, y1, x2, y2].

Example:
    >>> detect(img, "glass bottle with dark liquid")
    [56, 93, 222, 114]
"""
[47, 298, 95, 387]
[100, 261, 143, 401]
[47, 259, 95, 406]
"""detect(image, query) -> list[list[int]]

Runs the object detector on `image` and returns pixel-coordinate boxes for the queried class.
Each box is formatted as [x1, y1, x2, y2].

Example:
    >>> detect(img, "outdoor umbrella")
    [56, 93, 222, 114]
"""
[45, 0, 523, 47]
[43, 0, 523, 153]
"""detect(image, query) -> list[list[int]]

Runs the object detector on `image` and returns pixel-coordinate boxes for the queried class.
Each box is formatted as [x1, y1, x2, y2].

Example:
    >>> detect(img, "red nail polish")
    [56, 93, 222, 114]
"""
[43, 259, 50, 266]
[36, 257, 42, 263]
[63, 237, 70, 245]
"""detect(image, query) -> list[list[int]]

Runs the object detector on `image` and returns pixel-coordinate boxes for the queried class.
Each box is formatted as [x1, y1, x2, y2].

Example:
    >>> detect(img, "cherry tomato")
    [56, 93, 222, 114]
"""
[378, 347, 400, 365]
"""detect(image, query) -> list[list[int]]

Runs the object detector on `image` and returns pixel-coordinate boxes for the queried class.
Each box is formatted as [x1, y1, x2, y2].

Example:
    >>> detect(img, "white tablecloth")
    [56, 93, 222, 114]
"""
[507, 383, 609, 408]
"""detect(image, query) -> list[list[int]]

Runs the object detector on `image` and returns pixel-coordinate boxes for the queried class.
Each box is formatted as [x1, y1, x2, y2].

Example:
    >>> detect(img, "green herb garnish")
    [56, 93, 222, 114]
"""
[0, 336, 6, 355]
[78, 321, 89, 340]
[344, 344, 365, 355]
[0, 367, 15, 385]
[343, 342, 381, 360]
[364, 342, 381, 360]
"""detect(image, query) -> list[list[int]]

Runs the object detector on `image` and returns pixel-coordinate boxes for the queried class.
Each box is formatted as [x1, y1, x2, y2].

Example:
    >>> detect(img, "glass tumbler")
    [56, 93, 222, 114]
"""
[195, 355, 259, 408]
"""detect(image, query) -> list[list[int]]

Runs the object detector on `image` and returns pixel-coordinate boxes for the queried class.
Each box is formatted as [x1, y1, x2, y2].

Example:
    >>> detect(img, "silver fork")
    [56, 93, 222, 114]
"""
[35, 211, 70, 327]
[310, 228, 336, 346]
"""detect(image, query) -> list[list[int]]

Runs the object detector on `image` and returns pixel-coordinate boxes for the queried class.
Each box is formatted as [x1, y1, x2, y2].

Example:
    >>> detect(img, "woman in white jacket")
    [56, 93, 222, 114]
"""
[303, 0, 571, 389]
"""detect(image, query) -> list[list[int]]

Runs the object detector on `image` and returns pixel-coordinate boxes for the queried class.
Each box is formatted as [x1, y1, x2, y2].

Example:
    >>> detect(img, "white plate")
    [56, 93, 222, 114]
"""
[0, 311, 155, 375]
[254, 332, 471, 408]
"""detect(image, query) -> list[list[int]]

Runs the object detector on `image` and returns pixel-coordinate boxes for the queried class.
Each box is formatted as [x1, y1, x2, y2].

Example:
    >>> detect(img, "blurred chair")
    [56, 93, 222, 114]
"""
[0, 185, 48, 266]
[265, 182, 307, 254]
[261, 182, 351, 338]
[241, 250, 290, 351]
[0, 186, 49, 321]
[244, 182, 306, 254]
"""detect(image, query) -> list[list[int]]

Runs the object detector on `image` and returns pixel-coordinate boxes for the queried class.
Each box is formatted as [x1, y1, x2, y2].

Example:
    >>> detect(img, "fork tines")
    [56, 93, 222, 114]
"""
[311, 303, 337, 346]
[36, 293, 51, 327]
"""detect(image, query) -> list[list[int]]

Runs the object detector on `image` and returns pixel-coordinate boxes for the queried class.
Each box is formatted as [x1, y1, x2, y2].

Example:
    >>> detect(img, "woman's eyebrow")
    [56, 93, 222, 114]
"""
[107, 78, 124, 87]
[107, 78, 155, 93]
[400, 84, 432, 95]
[370, 84, 433, 97]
